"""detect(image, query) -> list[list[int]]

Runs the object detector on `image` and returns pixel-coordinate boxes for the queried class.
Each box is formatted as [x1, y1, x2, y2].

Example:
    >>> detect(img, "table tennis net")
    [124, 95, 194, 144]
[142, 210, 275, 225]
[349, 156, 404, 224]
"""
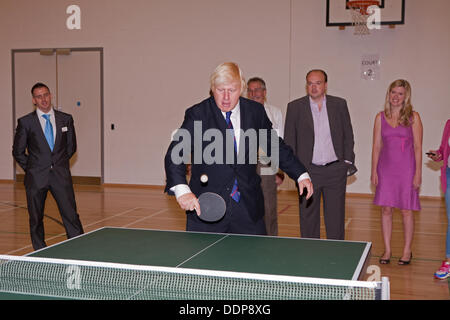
[0, 255, 388, 300]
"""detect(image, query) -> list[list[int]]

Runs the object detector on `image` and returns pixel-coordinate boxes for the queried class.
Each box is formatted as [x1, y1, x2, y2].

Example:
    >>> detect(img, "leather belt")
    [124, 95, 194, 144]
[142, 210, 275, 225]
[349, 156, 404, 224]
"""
[311, 160, 339, 167]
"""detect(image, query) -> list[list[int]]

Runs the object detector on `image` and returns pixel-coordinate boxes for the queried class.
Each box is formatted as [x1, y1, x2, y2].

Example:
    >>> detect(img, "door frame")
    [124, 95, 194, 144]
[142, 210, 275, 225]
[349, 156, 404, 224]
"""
[11, 47, 104, 184]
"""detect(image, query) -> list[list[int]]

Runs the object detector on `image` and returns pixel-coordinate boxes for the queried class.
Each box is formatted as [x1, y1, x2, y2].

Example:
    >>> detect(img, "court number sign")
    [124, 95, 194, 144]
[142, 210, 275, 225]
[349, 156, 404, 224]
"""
[366, 265, 381, 281]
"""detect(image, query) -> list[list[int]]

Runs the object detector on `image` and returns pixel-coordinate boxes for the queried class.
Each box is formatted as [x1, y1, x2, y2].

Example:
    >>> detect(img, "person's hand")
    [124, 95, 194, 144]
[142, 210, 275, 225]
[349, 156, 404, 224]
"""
[275, 172, 285, 186]
[413, 173, 421, 190]
[298, 179, 313, 200]
[177, 192, 201, 215]
[427, 150, 441, 161]
[371, 172, 378, 186]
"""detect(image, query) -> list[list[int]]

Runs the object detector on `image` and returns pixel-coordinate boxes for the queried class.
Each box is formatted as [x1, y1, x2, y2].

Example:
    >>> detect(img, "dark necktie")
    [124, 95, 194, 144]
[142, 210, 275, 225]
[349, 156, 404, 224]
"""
[42, 114, 54, 151]
[225, 111, 240, 202]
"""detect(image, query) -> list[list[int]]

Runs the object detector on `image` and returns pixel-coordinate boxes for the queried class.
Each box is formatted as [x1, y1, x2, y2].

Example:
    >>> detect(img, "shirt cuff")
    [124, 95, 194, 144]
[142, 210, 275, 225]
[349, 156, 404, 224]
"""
[170, 184, 192, 199]
[297, 172, 311, 183]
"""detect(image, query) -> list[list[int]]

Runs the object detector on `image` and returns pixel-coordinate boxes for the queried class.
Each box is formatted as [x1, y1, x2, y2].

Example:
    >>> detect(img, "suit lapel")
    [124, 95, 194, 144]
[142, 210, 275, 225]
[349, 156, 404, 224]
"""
[239, 98, 250, 132]
[238, 98, 249, 165]
[303, 98, 316, 163]
[208, 97, 228, 133]
[32, 111, 52, 151]
[325, 95, 338, 146]
[54, 110, 63, 149]
[237, 98, 256, 165]
[303, 97, 315, 133]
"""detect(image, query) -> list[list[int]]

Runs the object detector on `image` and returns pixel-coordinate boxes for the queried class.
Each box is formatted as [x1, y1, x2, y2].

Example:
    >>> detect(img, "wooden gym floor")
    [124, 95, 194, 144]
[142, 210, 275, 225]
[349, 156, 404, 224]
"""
[0, 181, 448, 300]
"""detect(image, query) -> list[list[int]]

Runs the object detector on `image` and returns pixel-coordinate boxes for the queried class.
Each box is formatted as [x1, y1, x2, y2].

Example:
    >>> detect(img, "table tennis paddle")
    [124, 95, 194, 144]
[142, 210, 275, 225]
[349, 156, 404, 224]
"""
[197, 192, 226, 222]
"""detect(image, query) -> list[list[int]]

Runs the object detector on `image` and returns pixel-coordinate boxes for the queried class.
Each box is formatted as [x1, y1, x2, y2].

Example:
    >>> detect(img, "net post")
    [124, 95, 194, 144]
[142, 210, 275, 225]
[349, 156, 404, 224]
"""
[381, 276, 390, 300]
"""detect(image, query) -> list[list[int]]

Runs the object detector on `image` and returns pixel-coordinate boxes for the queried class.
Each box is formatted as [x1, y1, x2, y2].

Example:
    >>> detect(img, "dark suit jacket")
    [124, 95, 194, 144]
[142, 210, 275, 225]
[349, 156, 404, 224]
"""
[284, 95, 356, 174]
[164, 96, 307, 222]
[12, 109, 77, 190]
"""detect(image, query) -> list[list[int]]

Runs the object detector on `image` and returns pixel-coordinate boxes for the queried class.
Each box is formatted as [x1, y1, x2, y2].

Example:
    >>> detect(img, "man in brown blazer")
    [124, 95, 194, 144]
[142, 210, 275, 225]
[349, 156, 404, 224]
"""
[284, 70, 356, 240]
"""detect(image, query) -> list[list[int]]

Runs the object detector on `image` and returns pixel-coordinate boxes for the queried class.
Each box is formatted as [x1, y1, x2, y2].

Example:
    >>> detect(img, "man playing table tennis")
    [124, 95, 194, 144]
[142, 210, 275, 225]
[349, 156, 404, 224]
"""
[164, 62, 313, 235]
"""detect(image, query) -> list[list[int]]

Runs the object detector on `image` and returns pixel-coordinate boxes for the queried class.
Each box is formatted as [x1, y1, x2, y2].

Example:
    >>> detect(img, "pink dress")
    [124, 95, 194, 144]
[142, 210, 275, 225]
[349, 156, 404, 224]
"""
[437, 119, 450, 192]
[374, 112, 421, 210]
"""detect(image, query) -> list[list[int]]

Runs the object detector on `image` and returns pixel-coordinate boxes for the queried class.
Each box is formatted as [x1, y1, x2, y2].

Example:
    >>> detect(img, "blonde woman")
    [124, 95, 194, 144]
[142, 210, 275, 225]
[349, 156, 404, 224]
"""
[371, 79, 423, 265]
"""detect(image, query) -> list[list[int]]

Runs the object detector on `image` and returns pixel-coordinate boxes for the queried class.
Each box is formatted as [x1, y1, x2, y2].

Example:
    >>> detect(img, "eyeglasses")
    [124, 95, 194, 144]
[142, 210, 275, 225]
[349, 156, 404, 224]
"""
[247, 88, 265, 94]
[306, 81, 324, 87]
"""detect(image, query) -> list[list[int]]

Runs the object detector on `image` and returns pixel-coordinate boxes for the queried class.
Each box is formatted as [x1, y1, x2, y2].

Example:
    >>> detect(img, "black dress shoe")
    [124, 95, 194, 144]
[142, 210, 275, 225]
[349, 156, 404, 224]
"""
[398, 253, 413, 265]
[379, 253, 391, 264]
[379, 258, 390, 264]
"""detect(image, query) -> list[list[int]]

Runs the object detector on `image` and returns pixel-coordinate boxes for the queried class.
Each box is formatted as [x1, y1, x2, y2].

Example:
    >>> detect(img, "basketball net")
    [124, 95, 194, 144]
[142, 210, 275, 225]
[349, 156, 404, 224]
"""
[347, 1, 380, 35]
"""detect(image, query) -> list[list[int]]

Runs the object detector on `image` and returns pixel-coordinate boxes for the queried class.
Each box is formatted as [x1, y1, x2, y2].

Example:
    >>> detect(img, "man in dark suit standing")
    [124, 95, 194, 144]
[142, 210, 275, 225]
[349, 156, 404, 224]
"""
[12, 82, 84, 250]
[165, 62, 313, 235]
[284, 70, 356, 240]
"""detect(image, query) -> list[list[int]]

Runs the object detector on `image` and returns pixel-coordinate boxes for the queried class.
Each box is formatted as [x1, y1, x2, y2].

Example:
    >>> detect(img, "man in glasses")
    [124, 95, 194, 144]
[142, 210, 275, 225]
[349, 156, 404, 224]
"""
[247, 77, 285, 236]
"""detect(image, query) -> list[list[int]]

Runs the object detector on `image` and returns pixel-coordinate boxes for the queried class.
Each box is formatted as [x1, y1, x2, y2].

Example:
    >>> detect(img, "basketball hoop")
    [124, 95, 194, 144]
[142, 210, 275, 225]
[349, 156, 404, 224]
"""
[347, 0, 380, 35]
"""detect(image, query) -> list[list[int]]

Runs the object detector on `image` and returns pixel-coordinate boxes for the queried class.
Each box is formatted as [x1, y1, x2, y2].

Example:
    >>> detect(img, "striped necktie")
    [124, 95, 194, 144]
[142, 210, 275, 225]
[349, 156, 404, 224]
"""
[225, 111, 240, 202]
[42, 114, 54, 151]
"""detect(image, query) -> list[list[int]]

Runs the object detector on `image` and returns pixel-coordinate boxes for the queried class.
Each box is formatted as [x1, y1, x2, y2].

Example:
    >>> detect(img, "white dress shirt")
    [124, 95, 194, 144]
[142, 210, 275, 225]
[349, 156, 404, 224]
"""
[222, 102, 241, 155]
[309, 96, 338, 166]
[36, 107, 56, 144]
[264, 103, 284, 139]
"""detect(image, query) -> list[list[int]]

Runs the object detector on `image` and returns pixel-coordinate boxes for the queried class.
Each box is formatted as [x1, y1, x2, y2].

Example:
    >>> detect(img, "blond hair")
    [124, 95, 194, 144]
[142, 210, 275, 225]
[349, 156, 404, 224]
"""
[210, 62, 246, 94]
[384, 79, 414, 127]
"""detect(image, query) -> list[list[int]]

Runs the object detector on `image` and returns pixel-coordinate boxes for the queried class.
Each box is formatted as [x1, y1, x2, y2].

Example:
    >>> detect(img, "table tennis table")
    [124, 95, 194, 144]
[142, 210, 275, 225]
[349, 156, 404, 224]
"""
[0, 227, 388, 300]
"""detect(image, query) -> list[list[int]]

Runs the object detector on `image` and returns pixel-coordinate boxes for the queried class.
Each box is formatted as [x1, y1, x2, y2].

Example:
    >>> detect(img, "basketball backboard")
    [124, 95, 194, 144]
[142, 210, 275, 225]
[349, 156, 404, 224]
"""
[326, 0, 405, 27]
